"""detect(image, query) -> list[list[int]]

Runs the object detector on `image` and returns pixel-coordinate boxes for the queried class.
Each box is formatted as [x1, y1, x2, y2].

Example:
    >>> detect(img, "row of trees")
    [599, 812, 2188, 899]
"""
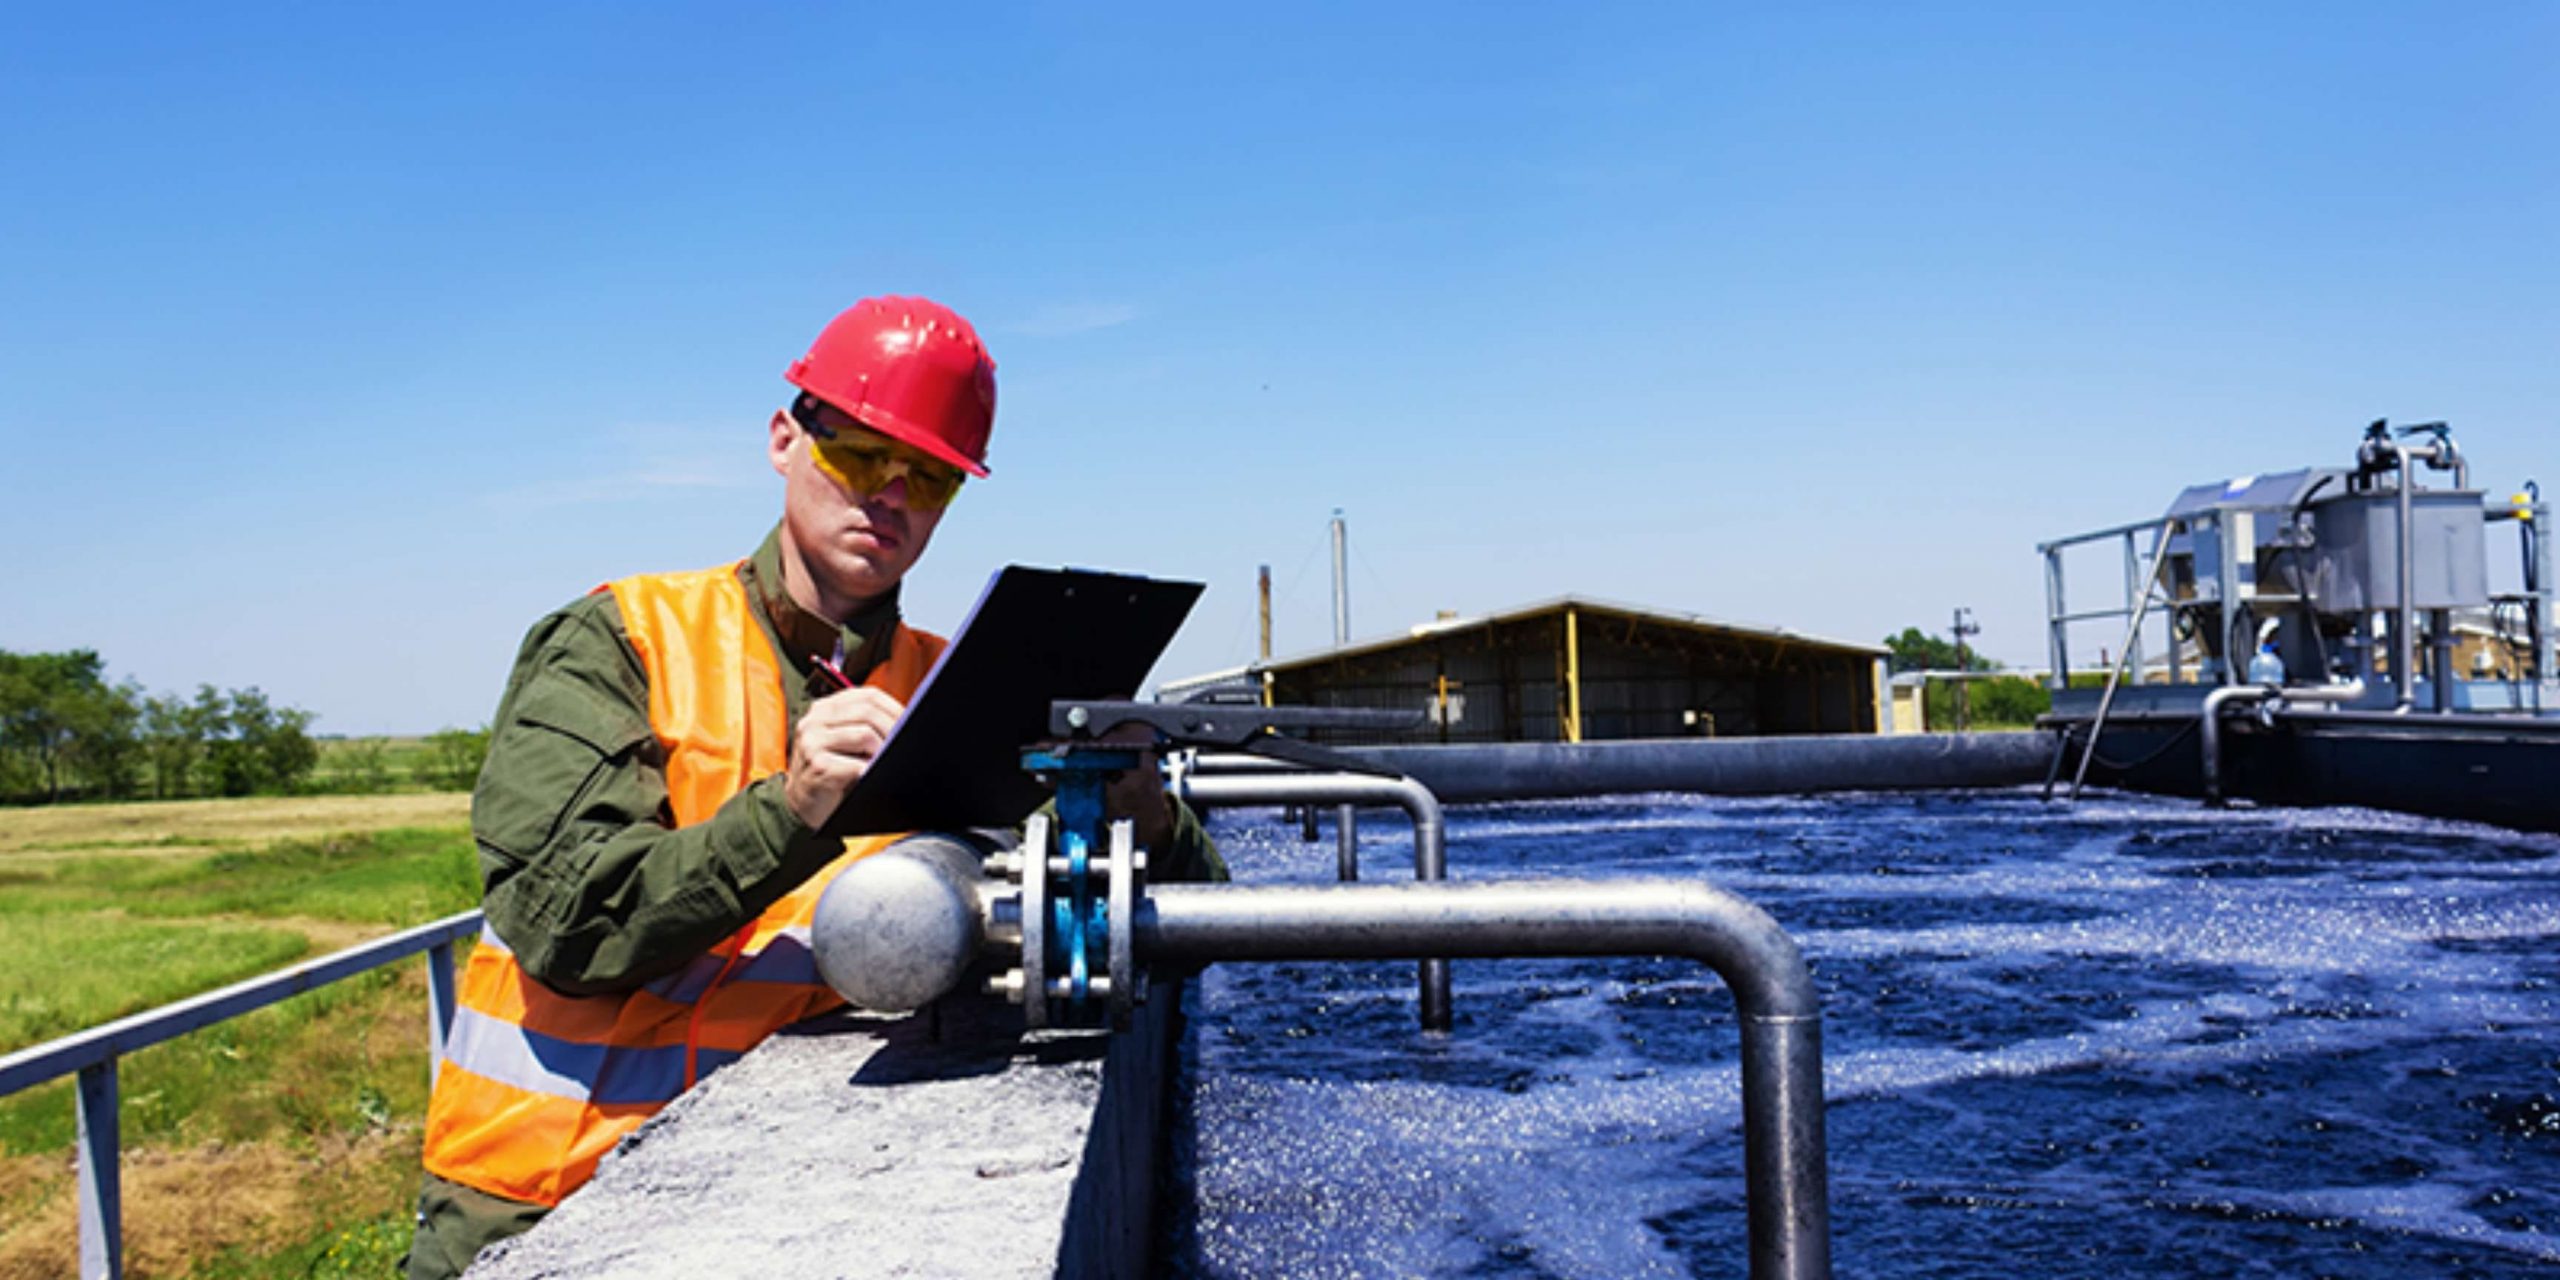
[0, 648, 321, 804]
[330, 726, 492, 794]
[1880, 626, 2051, 728]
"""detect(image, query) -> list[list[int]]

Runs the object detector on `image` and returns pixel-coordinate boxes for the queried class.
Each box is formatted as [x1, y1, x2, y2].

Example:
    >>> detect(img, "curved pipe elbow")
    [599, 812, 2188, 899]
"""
[1177, 771, 1447, 882]
[1659, 880, 1820, 1021]
[1137, 878, 1821, 1021]
[2198, 684, 2276, 806]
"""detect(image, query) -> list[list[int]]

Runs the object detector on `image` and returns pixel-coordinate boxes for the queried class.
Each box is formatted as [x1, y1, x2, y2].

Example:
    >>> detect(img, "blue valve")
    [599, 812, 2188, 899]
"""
[1020, 745, 1142, 1024]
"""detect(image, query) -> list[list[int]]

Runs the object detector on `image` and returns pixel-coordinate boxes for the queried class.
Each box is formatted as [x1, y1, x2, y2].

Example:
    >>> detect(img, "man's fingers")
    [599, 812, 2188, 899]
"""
[799, 718, 890, 763]
[784, 687, 909, 828]
[807, 687, 905, 733]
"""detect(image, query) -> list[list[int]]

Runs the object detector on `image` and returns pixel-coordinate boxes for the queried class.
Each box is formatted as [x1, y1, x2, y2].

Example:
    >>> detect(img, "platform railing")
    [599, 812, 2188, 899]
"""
[2037, 512, 2202, 691]
[0, 909, 485, 1280]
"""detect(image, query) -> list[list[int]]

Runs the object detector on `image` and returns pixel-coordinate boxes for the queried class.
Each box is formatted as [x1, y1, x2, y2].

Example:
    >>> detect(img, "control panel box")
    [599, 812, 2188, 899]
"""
[2302, 490, 2488, 613]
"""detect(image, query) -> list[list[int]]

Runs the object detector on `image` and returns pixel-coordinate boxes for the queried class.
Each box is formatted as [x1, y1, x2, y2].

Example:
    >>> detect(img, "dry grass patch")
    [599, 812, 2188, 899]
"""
[0, 793, 469, 862]
[0, 1130, 417, 1280]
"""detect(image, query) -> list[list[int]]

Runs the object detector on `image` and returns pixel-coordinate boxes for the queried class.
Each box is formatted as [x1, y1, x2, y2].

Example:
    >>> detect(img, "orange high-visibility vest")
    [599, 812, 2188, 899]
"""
[421, 563, 945, 1207]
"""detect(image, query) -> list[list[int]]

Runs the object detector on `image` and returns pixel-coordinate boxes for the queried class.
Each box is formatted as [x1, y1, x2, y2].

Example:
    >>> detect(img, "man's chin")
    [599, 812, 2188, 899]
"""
[819, 549, 905, 596]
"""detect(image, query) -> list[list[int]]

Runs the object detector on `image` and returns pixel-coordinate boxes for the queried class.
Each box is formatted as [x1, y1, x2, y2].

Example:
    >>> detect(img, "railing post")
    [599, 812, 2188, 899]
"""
[2122, 529, 2146, 684]
[76, 1060, 121, 1280]
[2044, 547, 2068, 689]
[428, 939, 460, 1085]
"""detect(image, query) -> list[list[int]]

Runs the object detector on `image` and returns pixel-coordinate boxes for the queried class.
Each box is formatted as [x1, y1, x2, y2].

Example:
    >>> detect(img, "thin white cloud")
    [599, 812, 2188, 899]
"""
[481, 424, 764, 509]
[1009, 302, 1139, 337]
[482, 465, 755, 510]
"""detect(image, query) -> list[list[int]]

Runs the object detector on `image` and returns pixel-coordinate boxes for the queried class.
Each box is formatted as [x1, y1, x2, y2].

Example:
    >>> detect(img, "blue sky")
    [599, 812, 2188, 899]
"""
[4, 4, 2554, 733]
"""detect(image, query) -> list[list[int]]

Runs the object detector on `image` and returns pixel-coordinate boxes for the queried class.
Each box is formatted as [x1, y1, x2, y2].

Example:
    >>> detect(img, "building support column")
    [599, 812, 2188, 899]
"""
[1564, 605, 1585, 744]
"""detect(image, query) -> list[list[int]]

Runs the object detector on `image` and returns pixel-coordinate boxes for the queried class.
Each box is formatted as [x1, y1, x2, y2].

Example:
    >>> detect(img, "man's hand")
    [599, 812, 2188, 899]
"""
[785, 687, 905, 829]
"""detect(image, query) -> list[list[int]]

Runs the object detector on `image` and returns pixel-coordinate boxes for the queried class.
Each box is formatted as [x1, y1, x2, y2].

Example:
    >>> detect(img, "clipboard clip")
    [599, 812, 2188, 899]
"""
[1044, 700, 1424, 776]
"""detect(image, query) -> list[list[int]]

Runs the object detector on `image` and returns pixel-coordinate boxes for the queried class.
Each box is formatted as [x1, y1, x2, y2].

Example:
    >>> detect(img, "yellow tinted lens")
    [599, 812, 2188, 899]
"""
[809, 436, 964, 511]
[808, 437, 891, 494]
[902, 464, 964, 510]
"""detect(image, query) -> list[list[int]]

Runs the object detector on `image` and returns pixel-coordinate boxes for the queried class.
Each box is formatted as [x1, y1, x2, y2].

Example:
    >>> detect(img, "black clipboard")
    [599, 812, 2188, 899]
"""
[825, 565, 1203, 835]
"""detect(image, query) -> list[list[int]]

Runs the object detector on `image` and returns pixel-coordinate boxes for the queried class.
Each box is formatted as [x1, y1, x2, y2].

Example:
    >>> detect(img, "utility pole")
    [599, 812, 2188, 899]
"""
[1257, 563, 1274, 707]
[1329, 510, 1357, 878]
[1951, 607, 1980, 733]
[1330, 510, 1350, 647]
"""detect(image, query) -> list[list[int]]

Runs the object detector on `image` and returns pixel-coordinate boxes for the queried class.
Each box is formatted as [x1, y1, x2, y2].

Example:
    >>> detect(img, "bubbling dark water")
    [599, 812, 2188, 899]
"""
[1164, 789, 2560, 1279]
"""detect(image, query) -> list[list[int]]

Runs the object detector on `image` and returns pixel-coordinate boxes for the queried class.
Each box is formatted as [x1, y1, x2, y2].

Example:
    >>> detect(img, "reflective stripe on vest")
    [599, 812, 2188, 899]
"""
[421, 562, 946, 1206]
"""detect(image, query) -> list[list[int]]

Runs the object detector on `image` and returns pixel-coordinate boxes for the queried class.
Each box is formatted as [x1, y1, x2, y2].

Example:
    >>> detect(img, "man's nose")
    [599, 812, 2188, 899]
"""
[867, 468, 912, 510]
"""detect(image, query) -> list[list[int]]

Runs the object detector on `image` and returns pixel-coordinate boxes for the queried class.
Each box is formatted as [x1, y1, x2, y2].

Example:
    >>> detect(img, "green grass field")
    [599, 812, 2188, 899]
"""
[0, 795, 477, 1279]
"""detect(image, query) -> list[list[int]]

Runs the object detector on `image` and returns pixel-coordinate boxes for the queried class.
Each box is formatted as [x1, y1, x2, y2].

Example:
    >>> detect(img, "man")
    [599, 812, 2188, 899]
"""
[406, 296, 1219, 1278]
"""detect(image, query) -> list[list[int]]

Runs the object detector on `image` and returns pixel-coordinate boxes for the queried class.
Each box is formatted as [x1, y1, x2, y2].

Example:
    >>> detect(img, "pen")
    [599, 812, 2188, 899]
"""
[813, 642, 856, 691]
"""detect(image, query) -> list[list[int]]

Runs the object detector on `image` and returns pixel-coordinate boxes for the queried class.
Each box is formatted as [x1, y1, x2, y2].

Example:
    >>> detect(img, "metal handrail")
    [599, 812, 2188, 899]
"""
[2044, 511, 2206, 690]
[2057, 519, 2179, 801]
[2036, 513, 2192, 553]
[1173, 768, 1453, 1031]
[0, 909, 485, 1280]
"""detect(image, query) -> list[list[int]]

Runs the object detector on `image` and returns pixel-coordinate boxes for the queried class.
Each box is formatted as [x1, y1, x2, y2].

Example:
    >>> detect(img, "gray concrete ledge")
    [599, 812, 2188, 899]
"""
[1350, 731, 2058, 803]
[468, 984, 1183, 1280]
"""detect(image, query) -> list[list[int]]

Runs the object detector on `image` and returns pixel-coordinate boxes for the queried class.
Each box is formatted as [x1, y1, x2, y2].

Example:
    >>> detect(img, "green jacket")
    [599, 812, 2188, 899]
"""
[471, 528, 1221, 995]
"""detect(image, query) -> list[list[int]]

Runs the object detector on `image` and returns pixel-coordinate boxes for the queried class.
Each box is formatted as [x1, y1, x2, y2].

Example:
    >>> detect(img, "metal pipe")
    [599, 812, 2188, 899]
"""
[1139, 878, 1830, 1280]
[2536, 494, 2555, 712]
[2396, 449, 2424, 711]
[2198, 684, 2273, 807]
[2200, 679, 2367, 806]
[1351, 733, 2055, 804]
[1175, 750, 1309, 776]
[2430, 608, 2457, 713]
[1176, 771, 1451, 1031]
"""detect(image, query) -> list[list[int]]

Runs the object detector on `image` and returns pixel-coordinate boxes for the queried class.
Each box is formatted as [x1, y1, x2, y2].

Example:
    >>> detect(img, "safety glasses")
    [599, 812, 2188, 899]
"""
[791, 411, 966, 512]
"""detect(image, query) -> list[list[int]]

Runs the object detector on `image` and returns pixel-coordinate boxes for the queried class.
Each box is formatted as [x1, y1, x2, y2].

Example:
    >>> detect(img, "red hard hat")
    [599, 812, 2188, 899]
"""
[785, 296, 997, 477]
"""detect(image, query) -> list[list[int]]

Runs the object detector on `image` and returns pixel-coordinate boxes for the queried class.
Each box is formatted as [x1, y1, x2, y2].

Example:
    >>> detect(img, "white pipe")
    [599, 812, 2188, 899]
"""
[2200, 679, 2368, 806]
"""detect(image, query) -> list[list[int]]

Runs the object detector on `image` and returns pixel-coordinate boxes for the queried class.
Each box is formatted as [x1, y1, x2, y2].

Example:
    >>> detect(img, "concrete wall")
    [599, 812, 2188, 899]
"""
[467, 984, 1185, 1280]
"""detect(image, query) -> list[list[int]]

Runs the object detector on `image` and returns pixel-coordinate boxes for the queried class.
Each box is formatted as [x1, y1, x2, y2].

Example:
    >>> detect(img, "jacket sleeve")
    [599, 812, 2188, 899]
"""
[1161, 799, 1229, 883]
[470, 595, 843, 995]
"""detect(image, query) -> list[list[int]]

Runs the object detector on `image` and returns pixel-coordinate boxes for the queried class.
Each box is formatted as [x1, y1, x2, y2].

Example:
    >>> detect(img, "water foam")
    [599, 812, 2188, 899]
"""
[1170, 790, 2560, 1278]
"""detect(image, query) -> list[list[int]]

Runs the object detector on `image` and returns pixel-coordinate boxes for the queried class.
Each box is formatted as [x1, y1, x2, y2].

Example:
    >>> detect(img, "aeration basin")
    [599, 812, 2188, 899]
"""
[1174, 790, 2560, 1279]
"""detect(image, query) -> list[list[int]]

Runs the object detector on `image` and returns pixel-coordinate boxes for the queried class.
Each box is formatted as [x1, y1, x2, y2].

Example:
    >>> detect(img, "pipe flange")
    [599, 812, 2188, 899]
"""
[1019, 812, 1051, 1029]
[1107, 818, 1136, 1030]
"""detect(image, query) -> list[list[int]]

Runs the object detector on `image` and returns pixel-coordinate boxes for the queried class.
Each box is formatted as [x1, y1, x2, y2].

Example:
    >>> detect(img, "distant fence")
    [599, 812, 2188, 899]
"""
[0, 910, 484, 1280]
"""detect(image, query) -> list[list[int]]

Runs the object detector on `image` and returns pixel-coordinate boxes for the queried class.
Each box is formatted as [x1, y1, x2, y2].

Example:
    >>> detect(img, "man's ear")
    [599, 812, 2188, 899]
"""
[768, 409, 796, 477]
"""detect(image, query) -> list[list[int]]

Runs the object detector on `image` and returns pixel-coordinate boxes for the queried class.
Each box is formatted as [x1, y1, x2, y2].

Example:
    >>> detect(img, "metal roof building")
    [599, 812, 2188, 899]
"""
[1161, 596, 1888, 745]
